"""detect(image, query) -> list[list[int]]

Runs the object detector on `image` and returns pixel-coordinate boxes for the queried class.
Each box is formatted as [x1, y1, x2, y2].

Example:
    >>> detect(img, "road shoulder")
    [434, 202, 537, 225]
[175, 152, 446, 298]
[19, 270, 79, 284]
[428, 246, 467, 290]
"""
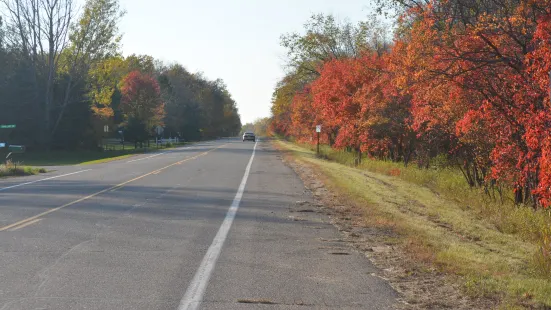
[203, 140, 398, 309]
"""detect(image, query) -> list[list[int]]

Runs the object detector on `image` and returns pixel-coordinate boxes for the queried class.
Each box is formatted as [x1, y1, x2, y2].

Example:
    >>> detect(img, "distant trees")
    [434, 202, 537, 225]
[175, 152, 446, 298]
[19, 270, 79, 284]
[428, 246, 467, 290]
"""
[158, 65, 241, 141]
[241, 117, 270, 136]
[0, 0, 241, 150]
[270, 5, 551, 207]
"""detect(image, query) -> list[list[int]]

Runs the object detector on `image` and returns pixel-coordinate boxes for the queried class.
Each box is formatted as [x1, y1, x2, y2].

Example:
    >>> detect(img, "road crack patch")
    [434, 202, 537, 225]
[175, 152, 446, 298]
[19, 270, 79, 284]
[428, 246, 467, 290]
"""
[237, 298, 277, 305]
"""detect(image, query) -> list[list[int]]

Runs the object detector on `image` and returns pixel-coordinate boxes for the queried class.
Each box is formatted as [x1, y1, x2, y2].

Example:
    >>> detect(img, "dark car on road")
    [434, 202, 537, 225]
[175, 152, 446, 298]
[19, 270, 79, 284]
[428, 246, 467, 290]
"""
[242, 132, 256, 142]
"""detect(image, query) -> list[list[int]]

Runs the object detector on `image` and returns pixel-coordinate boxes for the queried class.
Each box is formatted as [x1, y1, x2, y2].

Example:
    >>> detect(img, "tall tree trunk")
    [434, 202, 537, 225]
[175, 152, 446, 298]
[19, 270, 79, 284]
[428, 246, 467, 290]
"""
[50, 75, 73, 140]
[44, 24, 55, 149]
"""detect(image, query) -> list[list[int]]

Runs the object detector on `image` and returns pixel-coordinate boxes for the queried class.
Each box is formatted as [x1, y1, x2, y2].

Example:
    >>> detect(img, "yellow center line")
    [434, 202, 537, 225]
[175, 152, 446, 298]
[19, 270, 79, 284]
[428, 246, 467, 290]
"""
[0, 144, 227, 232]
[8, 219, 42, 231]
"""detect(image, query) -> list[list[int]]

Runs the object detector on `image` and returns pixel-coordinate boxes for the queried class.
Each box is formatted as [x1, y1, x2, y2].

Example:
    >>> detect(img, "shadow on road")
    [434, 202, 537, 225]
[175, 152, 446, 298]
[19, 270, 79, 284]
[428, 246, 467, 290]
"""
[0, 182, 304, 227]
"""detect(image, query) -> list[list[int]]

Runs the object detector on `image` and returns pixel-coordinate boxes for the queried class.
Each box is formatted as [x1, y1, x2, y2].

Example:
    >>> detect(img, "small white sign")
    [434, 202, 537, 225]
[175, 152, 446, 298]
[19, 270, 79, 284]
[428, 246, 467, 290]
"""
[103, 125, 109, 133]
[316, 125, 322, 133]
[156, 126, 164, 135]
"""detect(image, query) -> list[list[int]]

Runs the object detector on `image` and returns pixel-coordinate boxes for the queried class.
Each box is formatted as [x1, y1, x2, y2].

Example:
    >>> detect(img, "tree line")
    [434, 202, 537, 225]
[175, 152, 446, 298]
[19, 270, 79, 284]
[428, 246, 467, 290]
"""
[270, 1, 551, 207]
[241, 117, 270, 136]
[0, 0, 241, 151]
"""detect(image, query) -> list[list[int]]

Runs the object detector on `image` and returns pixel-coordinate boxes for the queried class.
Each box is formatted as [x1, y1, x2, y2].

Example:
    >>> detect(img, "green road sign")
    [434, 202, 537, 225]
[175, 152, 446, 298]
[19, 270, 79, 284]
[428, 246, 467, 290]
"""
[0, 125, 16, 129]
[8, 145, 25, 153]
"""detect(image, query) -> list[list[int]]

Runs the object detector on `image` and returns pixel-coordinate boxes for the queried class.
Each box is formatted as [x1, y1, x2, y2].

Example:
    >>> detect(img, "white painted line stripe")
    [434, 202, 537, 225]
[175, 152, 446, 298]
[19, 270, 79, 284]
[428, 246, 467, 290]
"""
[126, 144, 218, 163]
[178, 140, 258, 310]
[0, 169, 92, 192]
[126, 152, 166, 163]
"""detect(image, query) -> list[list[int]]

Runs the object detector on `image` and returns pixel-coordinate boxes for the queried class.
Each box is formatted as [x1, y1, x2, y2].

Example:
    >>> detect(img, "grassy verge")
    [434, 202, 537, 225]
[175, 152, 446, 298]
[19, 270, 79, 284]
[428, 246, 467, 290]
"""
[5, 142, 186, 166]
[0, 161, 47, 177]
[79, 154, 136, 165]
[8, 150, 145, 166]
[276, 140, 551, 309]
[6, 141, 189, 167]
[100, 141, 186, 151]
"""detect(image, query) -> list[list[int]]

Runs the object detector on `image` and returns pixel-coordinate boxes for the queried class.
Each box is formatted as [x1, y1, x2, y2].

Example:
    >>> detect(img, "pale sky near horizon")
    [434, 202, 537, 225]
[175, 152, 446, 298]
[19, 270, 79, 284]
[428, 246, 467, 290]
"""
[116, 0, 375, 124]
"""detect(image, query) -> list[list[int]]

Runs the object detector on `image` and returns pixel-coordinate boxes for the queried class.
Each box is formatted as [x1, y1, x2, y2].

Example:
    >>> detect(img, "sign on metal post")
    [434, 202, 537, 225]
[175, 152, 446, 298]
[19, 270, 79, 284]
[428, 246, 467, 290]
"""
[156, 126, 164, 136]
[315, 124, 321, 156]
[8, 145, 25, 153]
[104, 125, 109, 133]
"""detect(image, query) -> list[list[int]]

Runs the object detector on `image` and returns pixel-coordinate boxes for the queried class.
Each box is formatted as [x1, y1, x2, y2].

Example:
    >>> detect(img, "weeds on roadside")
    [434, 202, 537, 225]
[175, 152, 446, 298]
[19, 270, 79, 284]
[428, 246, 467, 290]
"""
[534, 225, 551, 278]
[307, 144, 551, 242]
[0, 160, 44, 177]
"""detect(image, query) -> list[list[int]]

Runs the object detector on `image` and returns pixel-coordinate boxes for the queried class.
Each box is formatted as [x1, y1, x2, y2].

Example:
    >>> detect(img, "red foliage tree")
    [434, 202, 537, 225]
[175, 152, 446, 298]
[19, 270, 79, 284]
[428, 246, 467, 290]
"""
[120, 71, 165, 144]
[273, 0, 551, 206]
[310, 57, 371, 155]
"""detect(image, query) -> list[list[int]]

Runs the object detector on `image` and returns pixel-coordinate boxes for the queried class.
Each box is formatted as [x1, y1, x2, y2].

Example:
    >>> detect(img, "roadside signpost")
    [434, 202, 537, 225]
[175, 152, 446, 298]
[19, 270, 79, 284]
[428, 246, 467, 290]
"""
[118, 130, 124, 150]
[156, 126, 163, 136]
[316, 125, 321, 156]
[0, 125, 19, 163]
[8, 145, 25, 153]
[155, 126, 164, 146]
[102, 125, 109, 150]
[2, 144, 25, 165]
[0, 125, 16, 146]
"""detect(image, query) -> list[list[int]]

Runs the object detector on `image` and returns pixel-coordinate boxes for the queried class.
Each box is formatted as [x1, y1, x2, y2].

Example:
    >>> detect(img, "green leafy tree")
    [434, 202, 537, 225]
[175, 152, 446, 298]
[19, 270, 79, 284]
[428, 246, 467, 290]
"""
[124, 54, 156, 75]
[54, 0, 125, 138]
[87, 56, 126, 118]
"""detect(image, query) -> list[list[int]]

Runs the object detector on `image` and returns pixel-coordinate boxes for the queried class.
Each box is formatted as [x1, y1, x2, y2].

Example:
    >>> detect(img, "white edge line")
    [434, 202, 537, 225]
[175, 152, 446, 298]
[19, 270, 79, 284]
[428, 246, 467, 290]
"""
[126, 141, 226, 164]
[126, 145, 197, 163]
[178, 139, 259, 310]
[0, 169, 92, 192]
[126, 145, 205, 163]
[126, 152, 166, 163]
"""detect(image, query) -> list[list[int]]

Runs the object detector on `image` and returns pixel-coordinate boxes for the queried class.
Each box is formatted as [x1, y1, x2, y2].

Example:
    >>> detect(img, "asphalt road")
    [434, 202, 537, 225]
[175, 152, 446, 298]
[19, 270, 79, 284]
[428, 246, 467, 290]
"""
[0, 139, 397, 310]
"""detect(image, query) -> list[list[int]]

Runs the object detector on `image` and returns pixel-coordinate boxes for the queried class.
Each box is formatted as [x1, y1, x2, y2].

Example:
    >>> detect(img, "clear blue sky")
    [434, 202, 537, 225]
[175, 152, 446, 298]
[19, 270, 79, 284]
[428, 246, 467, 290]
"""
[117, 0, 375, 124]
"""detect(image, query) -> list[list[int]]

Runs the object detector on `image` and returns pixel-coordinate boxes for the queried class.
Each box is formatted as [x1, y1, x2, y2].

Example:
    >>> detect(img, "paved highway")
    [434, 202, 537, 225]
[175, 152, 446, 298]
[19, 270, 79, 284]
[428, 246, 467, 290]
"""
[0, 139, 397, 310]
